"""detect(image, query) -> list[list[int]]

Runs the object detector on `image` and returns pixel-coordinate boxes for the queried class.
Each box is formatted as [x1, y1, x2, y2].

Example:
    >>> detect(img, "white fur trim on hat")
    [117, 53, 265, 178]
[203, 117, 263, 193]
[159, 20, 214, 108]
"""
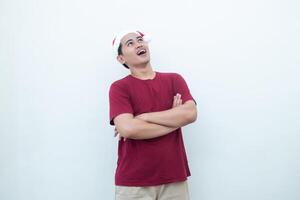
[112, 30, 151, 58]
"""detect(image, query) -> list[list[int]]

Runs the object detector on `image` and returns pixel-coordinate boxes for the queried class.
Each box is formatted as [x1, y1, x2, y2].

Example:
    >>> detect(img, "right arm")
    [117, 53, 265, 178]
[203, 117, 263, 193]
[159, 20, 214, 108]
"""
[114, 113, 178, 140]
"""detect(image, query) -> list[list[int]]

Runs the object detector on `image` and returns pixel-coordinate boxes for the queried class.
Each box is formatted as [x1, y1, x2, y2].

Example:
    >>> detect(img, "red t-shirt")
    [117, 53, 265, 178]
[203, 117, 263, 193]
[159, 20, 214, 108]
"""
[109, 71, 196, 186]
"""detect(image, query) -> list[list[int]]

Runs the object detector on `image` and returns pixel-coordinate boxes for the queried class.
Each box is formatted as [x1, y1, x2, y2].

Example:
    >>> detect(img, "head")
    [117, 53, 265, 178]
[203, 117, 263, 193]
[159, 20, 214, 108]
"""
[112, 31, 151, 69]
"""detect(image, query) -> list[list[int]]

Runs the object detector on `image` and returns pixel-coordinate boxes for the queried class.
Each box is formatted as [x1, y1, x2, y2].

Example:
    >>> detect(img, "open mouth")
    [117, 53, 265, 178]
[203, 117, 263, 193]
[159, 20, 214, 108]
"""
[137, 49, 147, 56]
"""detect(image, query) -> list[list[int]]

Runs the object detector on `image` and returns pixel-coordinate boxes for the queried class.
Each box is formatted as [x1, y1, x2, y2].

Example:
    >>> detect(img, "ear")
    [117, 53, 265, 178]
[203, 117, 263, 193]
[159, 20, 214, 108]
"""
[117, 55, 126, 65]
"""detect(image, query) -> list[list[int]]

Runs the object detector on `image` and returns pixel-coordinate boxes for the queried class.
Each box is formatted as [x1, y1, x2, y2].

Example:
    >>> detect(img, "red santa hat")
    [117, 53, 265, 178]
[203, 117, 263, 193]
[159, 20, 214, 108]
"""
[112, 30, 151, 57]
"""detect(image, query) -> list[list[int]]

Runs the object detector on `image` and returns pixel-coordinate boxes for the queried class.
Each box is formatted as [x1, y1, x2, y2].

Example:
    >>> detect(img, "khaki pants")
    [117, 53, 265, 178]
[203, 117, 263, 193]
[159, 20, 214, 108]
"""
[115, 180, 190, 200]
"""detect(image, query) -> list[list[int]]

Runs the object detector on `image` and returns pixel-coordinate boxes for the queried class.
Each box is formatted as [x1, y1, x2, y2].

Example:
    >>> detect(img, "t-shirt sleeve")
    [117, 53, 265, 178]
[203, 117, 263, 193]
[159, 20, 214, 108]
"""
[109, 83, 134, 125]
[173, 73, 197, 105]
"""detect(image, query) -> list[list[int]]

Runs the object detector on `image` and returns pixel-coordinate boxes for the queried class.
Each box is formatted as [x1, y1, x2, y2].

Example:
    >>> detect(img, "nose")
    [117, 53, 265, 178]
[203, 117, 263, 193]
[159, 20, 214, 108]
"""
[135, 42, 143, 49]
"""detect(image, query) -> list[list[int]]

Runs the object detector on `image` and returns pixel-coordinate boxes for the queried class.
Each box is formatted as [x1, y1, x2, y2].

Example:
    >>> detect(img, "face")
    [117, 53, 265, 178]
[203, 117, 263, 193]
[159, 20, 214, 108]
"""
[117, 32, 150, 68]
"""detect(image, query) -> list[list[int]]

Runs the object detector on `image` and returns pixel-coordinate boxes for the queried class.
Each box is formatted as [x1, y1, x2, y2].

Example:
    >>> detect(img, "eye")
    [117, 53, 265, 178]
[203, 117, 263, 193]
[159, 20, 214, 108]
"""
[127, 41, 133, 46]
[138, 38, 144, 42]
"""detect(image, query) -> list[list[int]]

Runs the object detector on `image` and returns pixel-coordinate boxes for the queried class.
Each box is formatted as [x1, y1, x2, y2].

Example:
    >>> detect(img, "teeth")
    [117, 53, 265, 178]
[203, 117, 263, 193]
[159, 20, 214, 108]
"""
[138, 49, 146, 55]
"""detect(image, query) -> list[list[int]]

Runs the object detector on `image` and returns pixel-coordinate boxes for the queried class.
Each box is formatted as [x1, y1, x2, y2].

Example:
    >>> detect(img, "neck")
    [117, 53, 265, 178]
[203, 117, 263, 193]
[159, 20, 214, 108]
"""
[129, 62, 156, 80]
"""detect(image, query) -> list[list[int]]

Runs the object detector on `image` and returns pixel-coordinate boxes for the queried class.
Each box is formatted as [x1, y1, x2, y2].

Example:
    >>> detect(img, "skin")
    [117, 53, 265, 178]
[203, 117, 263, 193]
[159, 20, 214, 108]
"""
[114, 93, 184, 141]
[113, 32, 197, 141]
[117, 32, 154, 80]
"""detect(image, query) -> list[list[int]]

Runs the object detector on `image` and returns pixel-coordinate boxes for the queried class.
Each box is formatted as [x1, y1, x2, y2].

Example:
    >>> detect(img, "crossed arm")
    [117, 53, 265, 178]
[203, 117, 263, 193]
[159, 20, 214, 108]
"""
[114, 93, 197, 140]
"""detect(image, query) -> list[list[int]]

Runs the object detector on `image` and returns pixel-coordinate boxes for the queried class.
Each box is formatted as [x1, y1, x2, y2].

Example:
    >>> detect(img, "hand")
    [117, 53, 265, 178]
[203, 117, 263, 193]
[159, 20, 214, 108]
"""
[172, 93, 182, 108]
[114, 127, 126, 142]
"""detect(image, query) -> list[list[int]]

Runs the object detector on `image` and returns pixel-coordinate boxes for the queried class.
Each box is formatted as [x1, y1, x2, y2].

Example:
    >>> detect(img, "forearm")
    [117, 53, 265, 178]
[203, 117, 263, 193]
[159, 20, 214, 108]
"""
[141, 102, 197, 128]
[127, 118, 178, 140]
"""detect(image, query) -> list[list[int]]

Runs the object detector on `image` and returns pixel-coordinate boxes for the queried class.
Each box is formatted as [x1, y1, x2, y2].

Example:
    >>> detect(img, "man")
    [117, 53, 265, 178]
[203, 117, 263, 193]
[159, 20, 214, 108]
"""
[109, 29, 197, 200]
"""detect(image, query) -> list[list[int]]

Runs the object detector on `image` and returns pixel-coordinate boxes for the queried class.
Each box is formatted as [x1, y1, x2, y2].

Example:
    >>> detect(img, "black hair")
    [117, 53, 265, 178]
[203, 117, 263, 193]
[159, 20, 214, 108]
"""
[118, 44, 129, 69]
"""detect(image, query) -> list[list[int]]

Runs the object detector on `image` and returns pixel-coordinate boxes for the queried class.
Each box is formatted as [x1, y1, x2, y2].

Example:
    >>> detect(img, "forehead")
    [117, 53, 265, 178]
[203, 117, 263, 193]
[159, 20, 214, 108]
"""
[120, 32, 141, 44]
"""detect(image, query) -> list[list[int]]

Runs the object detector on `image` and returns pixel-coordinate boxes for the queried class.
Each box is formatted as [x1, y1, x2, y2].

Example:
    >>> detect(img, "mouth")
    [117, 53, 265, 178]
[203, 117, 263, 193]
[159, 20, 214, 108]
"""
[136, 49, 147, 56]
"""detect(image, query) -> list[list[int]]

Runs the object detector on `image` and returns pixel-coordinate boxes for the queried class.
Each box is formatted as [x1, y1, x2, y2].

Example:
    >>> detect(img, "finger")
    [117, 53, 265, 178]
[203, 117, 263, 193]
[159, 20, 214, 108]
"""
[179, 99, 182, 105]
[173, 93, 182, 107]
[177, 94, 182, 106]
[177, 93, 181, 100]
[172, 95, 177, 107]
[175, 94, 181, 106]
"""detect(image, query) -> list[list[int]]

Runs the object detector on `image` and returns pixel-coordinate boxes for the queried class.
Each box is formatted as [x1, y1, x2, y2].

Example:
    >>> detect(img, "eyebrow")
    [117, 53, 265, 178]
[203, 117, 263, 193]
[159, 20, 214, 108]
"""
[125, 36, 143, 45]
[125, 39, 133, 45]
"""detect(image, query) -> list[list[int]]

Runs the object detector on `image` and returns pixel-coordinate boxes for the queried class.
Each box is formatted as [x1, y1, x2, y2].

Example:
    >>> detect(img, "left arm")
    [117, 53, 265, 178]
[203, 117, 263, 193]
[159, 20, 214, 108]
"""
[136, 100, 197, 128]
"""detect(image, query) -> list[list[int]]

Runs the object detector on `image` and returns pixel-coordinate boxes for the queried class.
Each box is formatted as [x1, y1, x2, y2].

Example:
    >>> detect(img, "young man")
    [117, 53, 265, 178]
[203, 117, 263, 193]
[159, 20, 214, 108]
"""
[109, 30, 197, 200]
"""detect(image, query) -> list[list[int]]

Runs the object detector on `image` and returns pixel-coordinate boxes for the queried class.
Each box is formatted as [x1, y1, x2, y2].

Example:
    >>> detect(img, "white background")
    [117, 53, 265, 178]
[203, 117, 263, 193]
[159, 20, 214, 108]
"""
[1, 0, 299, 199]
